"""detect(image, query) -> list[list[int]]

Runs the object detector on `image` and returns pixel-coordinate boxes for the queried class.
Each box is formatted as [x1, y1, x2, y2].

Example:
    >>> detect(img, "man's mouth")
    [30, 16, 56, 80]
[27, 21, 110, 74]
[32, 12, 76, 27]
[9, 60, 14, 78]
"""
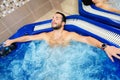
[52, 22, 57, 27]
[52, 22, 57, 25]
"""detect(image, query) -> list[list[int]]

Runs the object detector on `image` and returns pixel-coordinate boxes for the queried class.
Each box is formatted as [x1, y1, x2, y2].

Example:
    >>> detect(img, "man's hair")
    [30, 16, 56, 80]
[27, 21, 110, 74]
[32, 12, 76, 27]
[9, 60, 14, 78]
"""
[82, 0, 94, 6]
[56, 12, 66, 23]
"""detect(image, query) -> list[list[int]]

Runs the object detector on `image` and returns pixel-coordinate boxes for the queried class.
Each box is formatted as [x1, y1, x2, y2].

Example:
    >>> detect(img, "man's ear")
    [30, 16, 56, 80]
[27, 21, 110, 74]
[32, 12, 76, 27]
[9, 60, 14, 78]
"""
[62, 22, 65, 26]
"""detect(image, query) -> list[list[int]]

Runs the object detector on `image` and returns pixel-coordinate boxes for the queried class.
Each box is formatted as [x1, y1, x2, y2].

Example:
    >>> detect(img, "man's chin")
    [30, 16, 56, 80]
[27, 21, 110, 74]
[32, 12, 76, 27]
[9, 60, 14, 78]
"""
[52, 26, 61, 30]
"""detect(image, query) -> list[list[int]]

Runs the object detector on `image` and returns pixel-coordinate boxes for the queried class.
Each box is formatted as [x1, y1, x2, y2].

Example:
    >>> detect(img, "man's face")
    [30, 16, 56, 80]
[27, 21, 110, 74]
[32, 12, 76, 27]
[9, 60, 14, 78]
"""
[51, 13, 63, 30]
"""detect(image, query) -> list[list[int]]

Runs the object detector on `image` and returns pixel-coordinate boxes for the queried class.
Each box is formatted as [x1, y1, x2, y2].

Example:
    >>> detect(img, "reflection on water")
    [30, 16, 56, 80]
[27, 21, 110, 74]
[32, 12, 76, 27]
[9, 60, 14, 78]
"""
[0, 40, 120, 80]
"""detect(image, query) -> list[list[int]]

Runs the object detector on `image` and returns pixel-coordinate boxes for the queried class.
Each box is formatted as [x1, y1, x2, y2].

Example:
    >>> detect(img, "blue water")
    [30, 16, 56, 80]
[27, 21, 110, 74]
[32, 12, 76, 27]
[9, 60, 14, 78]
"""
[0, 40, 120, 80]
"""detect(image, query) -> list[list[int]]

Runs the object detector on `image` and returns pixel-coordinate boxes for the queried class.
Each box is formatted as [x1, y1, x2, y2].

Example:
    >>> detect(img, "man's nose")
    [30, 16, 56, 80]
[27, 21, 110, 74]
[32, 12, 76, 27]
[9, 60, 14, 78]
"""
[52, 19, 56, 23]
[52, 18, 56, 21]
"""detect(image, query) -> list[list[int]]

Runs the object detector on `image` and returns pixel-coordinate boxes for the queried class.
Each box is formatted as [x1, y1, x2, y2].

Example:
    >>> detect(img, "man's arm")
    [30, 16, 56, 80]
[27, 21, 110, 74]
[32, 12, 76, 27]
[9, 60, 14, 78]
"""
[4, 33, 47, 46]
[87, 36, 120, 62]
[70, 32, 120, 62]
[70, 32, 102, 48]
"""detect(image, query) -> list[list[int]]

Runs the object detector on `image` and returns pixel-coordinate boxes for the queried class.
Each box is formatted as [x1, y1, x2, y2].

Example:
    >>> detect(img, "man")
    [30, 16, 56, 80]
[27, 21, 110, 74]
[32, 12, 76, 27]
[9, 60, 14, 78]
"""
[4, 12, 120, 62]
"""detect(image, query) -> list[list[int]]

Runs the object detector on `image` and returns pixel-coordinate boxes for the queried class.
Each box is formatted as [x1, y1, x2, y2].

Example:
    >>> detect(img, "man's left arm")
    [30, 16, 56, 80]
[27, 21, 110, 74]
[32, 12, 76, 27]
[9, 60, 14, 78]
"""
[71, 32, 120, 62]
[87, 36, 120, 62]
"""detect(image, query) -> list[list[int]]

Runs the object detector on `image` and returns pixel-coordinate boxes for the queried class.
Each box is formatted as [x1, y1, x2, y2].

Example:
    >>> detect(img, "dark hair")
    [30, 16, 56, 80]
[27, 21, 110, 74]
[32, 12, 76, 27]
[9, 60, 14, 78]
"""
[56, 12, 66, 23]
[82, 0, 94, 6]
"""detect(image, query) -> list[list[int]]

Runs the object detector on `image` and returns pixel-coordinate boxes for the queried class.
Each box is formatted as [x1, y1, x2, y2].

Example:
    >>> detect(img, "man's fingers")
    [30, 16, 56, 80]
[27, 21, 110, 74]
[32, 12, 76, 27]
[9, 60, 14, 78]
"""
[118, 49, 120, 53]
[3, 43, 8, 47]
[115, 48, 120, 52]
[107, 53, 114, 62]
[117, 52, 120, 55]
[3, 43, 7, 47]
[114, 54, 120, 60]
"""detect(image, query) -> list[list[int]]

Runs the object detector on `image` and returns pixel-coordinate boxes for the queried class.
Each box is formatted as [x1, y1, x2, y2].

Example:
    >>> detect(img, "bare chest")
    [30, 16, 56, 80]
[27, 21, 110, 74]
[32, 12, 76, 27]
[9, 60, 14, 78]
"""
[48, 35, 70, 46]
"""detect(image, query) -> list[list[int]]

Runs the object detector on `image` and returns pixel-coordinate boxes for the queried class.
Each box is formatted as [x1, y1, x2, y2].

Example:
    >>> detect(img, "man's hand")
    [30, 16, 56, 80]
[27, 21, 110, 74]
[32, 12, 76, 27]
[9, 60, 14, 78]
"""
[105, 45, 120, 62]
[4, 39, 13, 47]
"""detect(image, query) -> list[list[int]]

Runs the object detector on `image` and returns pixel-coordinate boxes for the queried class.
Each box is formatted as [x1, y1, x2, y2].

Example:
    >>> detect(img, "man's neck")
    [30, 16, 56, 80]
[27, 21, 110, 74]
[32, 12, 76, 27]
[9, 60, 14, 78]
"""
[53, 28, 64, 40]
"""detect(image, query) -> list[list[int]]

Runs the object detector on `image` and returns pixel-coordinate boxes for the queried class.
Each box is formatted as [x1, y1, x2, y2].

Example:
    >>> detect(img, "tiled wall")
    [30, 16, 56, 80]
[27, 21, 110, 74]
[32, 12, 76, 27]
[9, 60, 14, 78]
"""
[0, 0, 54, 42]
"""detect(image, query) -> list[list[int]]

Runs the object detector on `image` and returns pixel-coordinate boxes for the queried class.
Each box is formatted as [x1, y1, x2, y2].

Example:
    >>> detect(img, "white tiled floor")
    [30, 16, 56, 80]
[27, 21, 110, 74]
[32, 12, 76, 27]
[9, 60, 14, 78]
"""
[35, 9, 63, 22]
[61, 0, 79, 15]
[35, 0, 78, 22]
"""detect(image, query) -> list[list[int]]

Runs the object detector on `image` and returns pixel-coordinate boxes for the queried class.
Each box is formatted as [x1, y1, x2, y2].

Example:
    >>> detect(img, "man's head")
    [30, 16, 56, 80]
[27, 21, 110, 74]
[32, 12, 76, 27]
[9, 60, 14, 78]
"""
[51, 12, 66, 30]
[82, 0, 105, 6]
[82, 0, 94, 6]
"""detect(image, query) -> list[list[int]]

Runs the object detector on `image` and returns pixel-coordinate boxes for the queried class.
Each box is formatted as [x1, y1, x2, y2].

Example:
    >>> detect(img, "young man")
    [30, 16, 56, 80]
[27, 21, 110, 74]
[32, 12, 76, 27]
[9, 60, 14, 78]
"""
[4, 12, 120, 62]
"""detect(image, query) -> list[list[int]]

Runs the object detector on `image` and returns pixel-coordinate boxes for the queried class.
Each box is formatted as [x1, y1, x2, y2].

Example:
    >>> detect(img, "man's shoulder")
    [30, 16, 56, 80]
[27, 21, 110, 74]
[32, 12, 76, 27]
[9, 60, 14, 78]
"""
[46, 31, 53, 35]
[44, 31, 53, 37]
[63, 30, 69, 33]
[63, 30, 72, 35]
[37, 32, 49, 37]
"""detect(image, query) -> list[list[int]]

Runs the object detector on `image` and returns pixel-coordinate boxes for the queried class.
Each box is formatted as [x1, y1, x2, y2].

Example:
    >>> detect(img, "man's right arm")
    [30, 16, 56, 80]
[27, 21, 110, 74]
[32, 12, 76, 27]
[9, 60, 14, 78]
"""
[4, 33, 47, 46]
